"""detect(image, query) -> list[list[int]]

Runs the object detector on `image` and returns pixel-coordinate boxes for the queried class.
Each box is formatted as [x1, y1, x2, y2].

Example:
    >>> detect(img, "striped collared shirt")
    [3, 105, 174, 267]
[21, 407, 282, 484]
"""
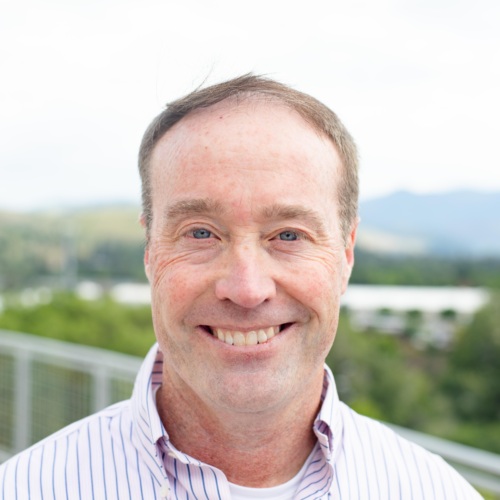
[0, 344, 482, 499]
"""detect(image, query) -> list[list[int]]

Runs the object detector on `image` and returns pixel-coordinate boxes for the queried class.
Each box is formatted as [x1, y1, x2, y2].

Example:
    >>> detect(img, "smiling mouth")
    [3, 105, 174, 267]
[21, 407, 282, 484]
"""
[201, 324, 292, 346]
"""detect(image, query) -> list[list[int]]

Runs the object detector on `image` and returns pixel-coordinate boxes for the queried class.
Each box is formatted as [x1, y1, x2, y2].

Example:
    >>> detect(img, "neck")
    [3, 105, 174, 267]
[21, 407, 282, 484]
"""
[156, 369, 324, 487]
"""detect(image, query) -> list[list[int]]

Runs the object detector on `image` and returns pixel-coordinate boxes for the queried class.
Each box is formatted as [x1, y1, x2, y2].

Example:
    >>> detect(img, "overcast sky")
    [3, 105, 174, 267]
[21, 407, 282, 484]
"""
[1, 0, 499, 211]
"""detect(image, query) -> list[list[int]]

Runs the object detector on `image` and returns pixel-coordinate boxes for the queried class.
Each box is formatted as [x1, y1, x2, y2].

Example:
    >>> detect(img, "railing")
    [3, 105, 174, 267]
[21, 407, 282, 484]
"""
[0, 329, 141, 461]
[386, 423, 500, 496]
[1, 329, 499, 496]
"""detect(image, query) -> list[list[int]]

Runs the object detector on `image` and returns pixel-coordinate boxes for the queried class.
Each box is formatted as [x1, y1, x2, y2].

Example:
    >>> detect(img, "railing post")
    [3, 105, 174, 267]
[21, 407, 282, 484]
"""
[13, 349, 32, 453]
[93, 365, 111, 413]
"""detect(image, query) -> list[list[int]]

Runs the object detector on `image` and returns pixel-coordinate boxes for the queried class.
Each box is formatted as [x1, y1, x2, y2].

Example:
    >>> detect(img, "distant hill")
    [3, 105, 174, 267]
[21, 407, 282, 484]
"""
[358, 190, 500, 257]
[0, 204, 145, 289]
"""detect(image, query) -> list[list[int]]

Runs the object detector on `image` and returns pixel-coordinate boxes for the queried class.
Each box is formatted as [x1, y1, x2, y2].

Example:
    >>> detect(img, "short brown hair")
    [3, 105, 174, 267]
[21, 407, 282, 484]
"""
[138, 74, 358, 241]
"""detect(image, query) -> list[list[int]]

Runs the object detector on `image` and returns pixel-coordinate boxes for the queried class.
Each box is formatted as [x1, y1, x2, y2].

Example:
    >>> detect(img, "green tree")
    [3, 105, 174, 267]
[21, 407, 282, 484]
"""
[0, 293, 156, 356]
[327, 314, 449, 429]
[443, 293, 500, 422]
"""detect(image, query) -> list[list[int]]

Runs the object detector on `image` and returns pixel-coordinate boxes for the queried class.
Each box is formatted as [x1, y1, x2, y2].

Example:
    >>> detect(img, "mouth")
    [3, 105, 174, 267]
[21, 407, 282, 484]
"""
[200, 324, 293, 346]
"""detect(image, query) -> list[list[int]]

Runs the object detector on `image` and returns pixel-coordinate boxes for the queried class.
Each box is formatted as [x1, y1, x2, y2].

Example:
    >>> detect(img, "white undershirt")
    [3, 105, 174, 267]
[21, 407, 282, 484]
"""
[228, 443, 319, 500]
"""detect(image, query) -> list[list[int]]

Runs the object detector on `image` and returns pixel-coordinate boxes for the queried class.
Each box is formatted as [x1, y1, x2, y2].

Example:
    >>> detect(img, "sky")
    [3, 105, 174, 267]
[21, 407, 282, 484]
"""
[1, 0, 499, 211]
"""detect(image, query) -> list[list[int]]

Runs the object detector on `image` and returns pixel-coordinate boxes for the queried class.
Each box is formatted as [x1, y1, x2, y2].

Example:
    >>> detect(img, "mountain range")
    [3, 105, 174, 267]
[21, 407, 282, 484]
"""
[357, 190, 500, 257]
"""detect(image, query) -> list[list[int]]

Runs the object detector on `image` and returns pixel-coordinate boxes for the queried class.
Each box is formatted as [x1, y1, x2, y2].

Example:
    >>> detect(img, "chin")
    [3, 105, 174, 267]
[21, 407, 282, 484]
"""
[208, 368, 294, 413]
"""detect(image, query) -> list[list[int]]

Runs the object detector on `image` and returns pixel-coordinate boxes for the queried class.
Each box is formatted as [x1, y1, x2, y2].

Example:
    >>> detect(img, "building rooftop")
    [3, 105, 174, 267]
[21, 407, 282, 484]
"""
[342, 285, 490, 314]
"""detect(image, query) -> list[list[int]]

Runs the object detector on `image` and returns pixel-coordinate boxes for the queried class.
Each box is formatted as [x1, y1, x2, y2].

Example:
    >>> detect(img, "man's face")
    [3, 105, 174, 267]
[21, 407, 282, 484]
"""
[145, 100, 356, 414]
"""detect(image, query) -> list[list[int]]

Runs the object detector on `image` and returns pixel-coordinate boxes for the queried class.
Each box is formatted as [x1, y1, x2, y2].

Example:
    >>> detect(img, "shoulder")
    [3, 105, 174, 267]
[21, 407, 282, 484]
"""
[337, 403, 483, 499]
[0, 400, 132, 500]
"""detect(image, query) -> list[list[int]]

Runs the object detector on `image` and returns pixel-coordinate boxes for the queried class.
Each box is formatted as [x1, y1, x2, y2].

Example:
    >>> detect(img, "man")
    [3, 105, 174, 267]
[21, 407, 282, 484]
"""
[0, 75, 481, 499]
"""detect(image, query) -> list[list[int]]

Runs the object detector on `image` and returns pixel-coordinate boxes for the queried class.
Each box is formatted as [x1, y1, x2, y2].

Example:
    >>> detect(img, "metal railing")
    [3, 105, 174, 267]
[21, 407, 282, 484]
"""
[386, 423, 500, 496]
[1, 329, 499, 496]
[0, 329, 141, 461]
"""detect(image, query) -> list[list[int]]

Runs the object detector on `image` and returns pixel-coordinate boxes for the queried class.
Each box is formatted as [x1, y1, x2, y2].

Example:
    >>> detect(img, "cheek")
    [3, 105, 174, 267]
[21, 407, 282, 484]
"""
[152, 272, 187, 323]
[150, 255, 212, 326]
[289, 256, 344, 341]
[294, 255, 344, 304]
[149, 266, 196, 359]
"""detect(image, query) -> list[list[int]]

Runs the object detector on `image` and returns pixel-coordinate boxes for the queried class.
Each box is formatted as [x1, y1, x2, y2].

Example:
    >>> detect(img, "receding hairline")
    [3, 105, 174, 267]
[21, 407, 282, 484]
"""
[142, 84, 350, 174]
[148, 91, 334, 153]
[149, 95, 339, 165]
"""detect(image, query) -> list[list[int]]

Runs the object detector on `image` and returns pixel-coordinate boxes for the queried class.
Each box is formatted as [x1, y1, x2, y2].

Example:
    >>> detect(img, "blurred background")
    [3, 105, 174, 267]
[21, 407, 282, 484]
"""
[1, 0, 499, 495]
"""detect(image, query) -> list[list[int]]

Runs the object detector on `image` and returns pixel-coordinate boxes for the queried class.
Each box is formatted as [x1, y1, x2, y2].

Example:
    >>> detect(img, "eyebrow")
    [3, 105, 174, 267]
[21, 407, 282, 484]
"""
[260, 203, 329, 237]
[162, 198, 329, 237]
[162, 198, 226, 228]
[165, 198, 224, 218]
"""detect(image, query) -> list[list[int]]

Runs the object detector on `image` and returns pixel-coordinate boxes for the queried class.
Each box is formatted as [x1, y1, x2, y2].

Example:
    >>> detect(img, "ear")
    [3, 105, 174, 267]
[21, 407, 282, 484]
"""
[144, 247, 151, 281]
[139, 213, 151, 281]
[341, 217, 359, 294]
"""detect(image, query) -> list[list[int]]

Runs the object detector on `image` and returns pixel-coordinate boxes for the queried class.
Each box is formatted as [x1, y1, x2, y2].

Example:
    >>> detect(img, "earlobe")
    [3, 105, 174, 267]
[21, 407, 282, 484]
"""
[144, 248, 151, 281]
[140, 213, 151, 281]
[346, 217, 358, 267]
[341, 217, 359, 293]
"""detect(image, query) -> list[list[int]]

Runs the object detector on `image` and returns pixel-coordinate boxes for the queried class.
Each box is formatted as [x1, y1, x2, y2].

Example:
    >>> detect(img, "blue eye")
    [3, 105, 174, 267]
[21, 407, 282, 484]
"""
[192, 228, 212, 239]
[279, 231, 298, 241]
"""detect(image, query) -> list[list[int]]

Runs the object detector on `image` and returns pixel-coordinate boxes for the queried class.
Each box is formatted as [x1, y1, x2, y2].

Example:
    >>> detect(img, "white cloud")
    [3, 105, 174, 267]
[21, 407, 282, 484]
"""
[1, 0, 499, 209]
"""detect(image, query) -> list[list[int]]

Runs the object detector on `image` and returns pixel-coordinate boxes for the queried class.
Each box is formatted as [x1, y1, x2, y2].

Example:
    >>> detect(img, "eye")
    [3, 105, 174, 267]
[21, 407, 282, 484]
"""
[278, 231, 298, 241]
[191, 228, 212, 239]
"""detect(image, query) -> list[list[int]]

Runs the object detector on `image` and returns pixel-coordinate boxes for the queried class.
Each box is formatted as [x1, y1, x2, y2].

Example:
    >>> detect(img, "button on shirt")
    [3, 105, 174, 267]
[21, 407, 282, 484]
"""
[0, 344, 482, 499]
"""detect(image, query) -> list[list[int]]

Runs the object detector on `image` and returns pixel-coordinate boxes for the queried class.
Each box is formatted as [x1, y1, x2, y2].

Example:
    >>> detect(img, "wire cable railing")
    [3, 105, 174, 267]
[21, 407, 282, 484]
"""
[0, 329, 141, 459]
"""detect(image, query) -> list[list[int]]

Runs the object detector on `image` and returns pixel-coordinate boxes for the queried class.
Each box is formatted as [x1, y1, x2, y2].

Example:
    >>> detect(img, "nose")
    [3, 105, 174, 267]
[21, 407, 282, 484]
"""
[214, 244, 276, 309]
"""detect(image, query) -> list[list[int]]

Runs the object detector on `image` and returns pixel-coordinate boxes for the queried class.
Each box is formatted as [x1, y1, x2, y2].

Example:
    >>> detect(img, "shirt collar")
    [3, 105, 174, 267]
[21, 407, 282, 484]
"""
[131, 343, 165, 445]
[313, 364, 344, 464]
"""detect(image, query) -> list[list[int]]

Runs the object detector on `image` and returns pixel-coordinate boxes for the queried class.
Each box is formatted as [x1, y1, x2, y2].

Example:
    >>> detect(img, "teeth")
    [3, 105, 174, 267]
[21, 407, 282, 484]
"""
[257, 329, 267, 343]
[246, 331, 258, 345]
[233, 332, 245, 346]
[213, 326, 282, 346]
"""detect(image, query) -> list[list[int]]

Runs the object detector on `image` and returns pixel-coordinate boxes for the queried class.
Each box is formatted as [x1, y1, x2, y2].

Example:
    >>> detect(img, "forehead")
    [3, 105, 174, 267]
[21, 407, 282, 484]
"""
[152, 97, 338, 166]
[151, 100, 341, 211]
